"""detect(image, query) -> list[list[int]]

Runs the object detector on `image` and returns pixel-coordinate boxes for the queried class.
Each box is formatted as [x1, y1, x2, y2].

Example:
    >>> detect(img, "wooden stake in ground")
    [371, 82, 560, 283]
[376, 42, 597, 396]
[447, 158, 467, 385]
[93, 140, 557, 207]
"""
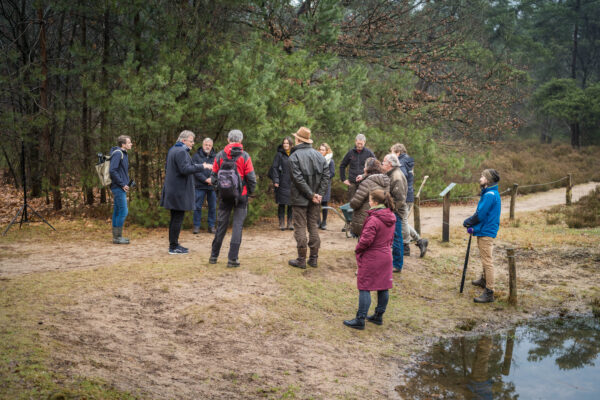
[507, 248, 517, 305]
[566, 173, 573, 205]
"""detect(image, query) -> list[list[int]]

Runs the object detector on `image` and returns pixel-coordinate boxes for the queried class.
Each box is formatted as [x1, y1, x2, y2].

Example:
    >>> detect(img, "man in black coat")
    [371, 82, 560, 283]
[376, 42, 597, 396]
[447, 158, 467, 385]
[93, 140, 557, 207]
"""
[160, 130, 206, 254]
[192, 138, 217, 234]
[288, 127, 330, 269]
[339, 134, 375, 202]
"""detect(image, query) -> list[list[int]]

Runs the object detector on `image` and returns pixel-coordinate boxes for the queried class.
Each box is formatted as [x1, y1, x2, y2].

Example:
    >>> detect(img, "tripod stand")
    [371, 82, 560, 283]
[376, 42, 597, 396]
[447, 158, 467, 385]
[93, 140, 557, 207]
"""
[2, 140, 56, 236]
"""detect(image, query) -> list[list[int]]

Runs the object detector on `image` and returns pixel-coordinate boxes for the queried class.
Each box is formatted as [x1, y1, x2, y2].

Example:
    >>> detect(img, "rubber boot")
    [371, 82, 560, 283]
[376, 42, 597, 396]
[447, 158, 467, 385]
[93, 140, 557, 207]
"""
[288, 247, 307, 269]
[474, 288, 494, 303]
[403, 243, 410, 256]
[193, 226, 200, 234]
[287, 215, 294, 230]
[113, 227, 129, 244]
[278, 217, 286, 231]
[366, 311, 384, 325]
[307, 247, 318, 268]
[416, 238, 428, 257]
[471, 275, 486, 288]
[343, 312, 365, 330]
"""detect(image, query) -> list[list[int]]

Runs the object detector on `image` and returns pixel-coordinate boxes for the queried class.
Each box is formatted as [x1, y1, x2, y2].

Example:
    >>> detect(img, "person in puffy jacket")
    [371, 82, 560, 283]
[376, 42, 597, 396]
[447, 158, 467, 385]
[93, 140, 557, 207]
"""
[269, 137, 294, 230]
[463, 169, 501, 304]
[344, 189, 396, 330]
[349, 158, 390, 237]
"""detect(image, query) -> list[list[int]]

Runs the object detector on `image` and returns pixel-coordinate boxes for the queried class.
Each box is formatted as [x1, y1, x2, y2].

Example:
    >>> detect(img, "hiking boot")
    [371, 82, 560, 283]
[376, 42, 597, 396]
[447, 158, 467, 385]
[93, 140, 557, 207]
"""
[279, 217, 286, 231]
[193, 226, 200, 234]
[393, 267, 402, 273]
[416, 238, 428, 257]
[307, 247, 318, 268]
[366, 311, 384, 326]
[112, 227, 130, 244]
[227, 259, 240, 268]
[343, 313, 365, 330]
[169, 245, 188, 255]
[403, 243, 410, 256]
[288, 247, 307, 269]
[474, 288, 494, 303]
[319, 221, 327, 230]
[209, 257, 218, 264]
[208, 227, 216, 234]
[471, 275, 486, 288]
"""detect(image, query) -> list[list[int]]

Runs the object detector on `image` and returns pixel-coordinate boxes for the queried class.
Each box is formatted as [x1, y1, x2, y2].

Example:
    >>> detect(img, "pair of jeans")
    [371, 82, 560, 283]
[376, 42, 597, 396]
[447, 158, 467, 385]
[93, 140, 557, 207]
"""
[357, 290, 389, 318]
[169, 210, 185, 249]
[111, 187, 128, 227]
[392, 213, 404, 270]
[193, 189, 216, 228]
[211, 198, 247, 261]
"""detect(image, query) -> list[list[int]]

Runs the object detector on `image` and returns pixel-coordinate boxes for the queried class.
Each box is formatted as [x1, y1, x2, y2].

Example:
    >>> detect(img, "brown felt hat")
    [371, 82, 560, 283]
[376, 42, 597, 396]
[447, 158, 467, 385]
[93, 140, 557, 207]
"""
[293, 127, 313, 144]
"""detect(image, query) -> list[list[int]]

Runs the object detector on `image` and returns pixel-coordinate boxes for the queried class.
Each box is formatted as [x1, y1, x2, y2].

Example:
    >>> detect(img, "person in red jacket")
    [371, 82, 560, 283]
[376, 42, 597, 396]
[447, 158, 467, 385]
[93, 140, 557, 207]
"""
[344, 189, 396, 330]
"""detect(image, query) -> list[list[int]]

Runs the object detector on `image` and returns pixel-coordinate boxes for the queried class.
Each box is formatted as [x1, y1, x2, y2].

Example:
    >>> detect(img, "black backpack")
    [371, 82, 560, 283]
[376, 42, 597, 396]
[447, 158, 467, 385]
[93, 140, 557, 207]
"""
[217, 154, 243, 200]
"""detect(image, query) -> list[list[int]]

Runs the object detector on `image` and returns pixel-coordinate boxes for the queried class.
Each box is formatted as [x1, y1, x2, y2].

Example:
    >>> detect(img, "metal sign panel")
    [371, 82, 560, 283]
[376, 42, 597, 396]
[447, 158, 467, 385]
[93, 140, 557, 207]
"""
[439, 182, 456, 197]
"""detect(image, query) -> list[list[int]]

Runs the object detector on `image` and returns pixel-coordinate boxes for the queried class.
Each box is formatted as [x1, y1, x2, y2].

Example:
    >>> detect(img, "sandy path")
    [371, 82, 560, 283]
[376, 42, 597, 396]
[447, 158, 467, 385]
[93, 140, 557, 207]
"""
[0, 182, 596, 277]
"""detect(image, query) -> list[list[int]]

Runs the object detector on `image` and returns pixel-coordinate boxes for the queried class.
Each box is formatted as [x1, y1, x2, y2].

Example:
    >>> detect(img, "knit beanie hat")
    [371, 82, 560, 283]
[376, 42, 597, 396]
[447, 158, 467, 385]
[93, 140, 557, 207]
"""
[482, 169, 500, 183]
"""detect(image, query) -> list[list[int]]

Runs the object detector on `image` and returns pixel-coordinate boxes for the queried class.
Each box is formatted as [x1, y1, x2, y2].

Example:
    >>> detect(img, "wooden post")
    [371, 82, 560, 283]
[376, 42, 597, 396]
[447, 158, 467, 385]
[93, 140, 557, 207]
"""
[509, 183, 519, 220]
[507, 248, 517, 305]
[501, 328, 515, 376]
[566, 173, 572, 206]
[442, 192, 450, 242]
[414, 196, 421, 235]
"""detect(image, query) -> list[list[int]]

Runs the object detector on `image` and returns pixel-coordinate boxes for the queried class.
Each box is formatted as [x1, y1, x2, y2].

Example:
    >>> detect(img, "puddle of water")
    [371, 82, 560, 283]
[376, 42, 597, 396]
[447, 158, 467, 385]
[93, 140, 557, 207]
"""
[397, 317, 600, 399]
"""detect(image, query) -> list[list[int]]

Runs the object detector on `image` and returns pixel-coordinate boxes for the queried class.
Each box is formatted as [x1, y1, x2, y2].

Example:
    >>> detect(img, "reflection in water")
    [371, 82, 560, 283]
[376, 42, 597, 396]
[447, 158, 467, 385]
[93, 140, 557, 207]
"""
[396, 317, 600, 400]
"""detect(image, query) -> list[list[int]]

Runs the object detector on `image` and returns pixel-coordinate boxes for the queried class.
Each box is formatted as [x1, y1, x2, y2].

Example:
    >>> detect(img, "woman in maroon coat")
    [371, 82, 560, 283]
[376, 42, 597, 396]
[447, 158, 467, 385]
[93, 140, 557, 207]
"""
[344, 189, 396, 330]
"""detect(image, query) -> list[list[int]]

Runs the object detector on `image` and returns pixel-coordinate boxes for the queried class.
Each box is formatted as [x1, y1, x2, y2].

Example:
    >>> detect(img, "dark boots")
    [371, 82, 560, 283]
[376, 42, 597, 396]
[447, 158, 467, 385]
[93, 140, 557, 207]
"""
[474, 288, 494, 303]
[366, 311, 384, 325]
[307, 247, 319, 268]
[471, 275, 486, 288]
[343, 312, 366, 330]
[287, 215, 294, 230]
[288, 247, 307, 269]
[112, 227, 129, 244]
[278, 217, 286, 231]
[416, 238, 428, 257]
[403, 243, 410, 256]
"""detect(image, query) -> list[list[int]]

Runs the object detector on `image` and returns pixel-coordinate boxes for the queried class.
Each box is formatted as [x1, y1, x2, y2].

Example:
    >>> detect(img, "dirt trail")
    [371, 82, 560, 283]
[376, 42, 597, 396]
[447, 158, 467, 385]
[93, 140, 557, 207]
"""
[1, 182, 596, 277]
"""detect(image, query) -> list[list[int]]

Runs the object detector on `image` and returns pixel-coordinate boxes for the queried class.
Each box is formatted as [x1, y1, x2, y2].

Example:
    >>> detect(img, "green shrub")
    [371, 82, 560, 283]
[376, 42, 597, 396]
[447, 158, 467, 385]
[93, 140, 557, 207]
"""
[564, 186, 600, 228]
[128, 196, 171, 227]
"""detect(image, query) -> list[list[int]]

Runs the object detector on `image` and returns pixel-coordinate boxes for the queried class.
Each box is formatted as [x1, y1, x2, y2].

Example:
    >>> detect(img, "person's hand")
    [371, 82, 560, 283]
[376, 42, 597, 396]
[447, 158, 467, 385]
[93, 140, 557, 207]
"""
[356, 175, 363, 182]
[274, 183, 279, 188]
[467, 227, 474, 234]
[206, 178, 212, 185]
[123, 185, 129, 192]
[343, 179, 350, 186]
[203, 162, 212, 169]
[312, 194, 321, 204]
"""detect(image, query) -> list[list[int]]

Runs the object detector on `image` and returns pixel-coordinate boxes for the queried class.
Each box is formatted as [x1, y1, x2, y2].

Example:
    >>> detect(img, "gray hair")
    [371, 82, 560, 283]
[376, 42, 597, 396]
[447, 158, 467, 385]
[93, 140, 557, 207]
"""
[178, 130, 195, 141]
[203, 137, 213, 144]
[384, 154, 400, 167]
[228, 129, 243, 143]
[356, 134, 366, 142]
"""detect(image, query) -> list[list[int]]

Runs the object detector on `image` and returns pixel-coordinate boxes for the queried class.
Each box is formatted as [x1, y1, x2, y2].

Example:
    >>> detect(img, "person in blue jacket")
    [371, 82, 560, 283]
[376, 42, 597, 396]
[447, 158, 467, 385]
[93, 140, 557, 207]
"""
[109, 135, 132, 244]
[463, 169, 501, 303]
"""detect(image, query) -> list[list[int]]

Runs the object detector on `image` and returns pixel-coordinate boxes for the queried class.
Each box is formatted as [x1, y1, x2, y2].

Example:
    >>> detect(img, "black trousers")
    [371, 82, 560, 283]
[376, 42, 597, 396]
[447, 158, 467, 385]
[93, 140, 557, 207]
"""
[211, 198, 248, 261]
[169, 209, 186, 249]
[278, 204, 292, 220]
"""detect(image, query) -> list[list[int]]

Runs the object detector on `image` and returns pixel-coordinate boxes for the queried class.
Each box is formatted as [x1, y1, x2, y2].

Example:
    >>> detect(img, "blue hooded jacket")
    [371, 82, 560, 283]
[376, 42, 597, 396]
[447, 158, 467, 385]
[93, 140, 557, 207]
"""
[109, 146, 129, 190]
[464, 184, 501, 238]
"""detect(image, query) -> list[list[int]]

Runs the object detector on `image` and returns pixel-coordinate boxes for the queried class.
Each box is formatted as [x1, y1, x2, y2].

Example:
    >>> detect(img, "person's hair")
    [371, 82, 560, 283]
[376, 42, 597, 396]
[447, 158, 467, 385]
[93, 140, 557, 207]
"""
[282, 136, 293, 147]
[203, 137, 213, 144]
[370, 189, 395, 213]
[117, 135, 131, 147]
[228, 129, 243, 143]
[364, 157, 382, 175]
[178, 130, 195, 142]
[390, 143, 407, 155]
[356, 133, 366, 142]
[384, 154, 400, 167]
[319, 142, 332, 154]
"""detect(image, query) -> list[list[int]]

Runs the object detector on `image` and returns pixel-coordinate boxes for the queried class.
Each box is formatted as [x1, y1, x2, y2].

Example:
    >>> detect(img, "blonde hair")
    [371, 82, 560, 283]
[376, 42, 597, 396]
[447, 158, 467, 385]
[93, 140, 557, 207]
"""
[390, 143, 407, 155]
[319, 143, 332, 154]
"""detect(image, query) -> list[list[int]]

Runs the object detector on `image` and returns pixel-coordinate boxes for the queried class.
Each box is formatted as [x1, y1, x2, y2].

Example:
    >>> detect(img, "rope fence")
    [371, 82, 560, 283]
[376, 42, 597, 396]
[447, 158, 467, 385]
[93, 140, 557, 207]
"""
[413, 174, 574, 243]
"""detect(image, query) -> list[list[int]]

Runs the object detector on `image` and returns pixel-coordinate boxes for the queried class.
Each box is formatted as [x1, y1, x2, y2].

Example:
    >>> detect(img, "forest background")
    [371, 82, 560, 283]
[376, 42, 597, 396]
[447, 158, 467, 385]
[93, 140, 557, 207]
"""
[1, 0, 600, 226]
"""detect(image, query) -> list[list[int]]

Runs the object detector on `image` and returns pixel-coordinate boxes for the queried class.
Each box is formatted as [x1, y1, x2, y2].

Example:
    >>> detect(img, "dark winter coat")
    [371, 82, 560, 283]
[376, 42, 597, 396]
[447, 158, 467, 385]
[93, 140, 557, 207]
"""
[160, 142, 204, 211]
[322, 157, 335, 202]
[397, 153, 415, 202]
[211, 143, 256, 198]
[269, 145, 293, 205]
[108, 146, 129, 190]
[192, 148, 216, 190]
[355, 207, 396, 291]
[349, 173, 390, 237]
[386, 166, 407, 218]
[339, 146, 376, 184]
[288, 143, 330, 207]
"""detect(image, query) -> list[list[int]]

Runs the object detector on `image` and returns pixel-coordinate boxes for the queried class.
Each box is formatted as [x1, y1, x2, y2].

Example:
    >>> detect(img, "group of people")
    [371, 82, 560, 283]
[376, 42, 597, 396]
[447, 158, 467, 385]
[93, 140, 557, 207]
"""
[107, 127, 502, 332]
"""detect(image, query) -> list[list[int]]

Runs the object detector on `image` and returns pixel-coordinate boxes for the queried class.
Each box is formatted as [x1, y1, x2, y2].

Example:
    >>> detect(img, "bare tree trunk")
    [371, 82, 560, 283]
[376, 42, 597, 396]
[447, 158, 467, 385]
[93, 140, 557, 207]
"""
[100, 6, 111, 204]
[80, 13, 94, 205]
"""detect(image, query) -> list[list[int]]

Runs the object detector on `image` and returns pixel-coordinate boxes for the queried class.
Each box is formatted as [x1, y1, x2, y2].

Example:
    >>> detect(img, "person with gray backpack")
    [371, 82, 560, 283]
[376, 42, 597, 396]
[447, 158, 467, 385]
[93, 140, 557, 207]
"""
[109, 135, 132, 244]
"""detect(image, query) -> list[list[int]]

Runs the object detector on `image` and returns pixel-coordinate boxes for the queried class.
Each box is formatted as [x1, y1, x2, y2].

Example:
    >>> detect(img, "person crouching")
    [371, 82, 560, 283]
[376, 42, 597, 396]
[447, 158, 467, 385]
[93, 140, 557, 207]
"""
[344, 189, 396, 330]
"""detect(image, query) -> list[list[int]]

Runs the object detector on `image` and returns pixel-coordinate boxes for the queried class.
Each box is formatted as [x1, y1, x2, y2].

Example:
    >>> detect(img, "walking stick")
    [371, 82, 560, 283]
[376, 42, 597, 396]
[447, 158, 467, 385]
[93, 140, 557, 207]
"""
[459, 229, 473, 293]
[408, 175, 429, 219]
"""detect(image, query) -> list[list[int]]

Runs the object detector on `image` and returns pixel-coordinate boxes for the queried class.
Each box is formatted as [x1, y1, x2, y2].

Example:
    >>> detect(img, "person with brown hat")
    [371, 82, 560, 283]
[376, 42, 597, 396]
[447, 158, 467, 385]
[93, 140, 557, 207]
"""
[287, 127, 330, 269]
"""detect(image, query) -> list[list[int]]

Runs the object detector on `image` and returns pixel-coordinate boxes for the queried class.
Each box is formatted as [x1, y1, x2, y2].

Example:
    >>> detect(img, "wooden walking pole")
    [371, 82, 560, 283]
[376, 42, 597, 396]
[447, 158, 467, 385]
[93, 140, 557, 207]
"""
[509, 183, 519, 220]
[414, 196, 421, 235]
[507, 248, 517, 305]
[566, 174, 572, 206]
[439, 183, 456, 243]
